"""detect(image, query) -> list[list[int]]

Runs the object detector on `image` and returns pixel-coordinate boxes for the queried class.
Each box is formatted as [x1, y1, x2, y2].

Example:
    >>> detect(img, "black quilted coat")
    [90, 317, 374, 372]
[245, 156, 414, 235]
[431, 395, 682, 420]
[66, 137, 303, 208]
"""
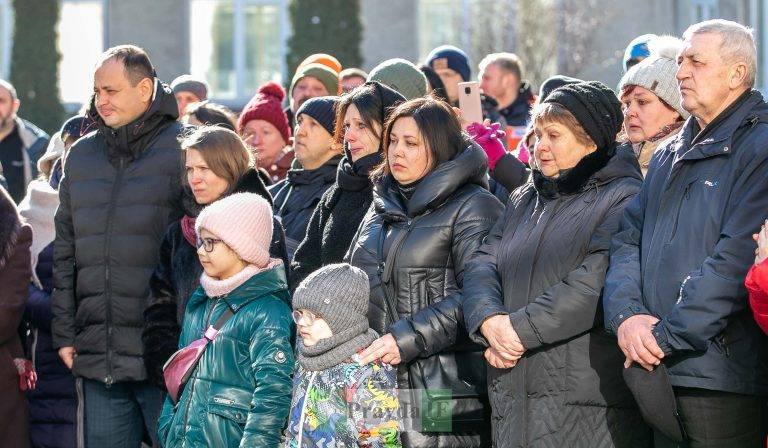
[347, 143, 503, 447]
[462, 147, 652, 447]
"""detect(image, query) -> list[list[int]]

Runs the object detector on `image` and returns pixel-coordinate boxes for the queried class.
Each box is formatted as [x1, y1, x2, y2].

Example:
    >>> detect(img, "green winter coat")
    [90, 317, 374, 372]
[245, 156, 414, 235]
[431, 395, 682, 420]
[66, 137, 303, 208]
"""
[157, 266, 295, 448]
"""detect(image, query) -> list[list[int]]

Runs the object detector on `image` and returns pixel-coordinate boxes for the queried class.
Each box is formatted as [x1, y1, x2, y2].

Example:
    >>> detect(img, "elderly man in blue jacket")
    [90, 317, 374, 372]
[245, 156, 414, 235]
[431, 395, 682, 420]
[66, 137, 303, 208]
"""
[605, 19, 768, 447]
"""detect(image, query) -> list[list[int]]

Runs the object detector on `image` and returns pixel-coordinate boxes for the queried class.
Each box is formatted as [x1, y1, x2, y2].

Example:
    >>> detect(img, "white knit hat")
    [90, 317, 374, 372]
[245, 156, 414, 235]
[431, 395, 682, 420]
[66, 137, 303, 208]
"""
[618, 36, 690, 120]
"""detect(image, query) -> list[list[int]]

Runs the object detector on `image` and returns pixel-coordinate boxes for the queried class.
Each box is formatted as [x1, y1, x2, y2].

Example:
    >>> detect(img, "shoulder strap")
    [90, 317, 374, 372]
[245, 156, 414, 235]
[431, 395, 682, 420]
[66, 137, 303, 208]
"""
[212, 307, 234, 330]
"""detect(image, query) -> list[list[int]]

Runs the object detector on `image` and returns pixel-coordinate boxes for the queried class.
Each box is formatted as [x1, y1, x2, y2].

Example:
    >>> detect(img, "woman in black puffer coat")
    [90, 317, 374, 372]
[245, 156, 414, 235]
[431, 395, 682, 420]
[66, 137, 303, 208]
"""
[347, 97, 503, 448]
[462, 81, 651, 447]
[290, 82, 405, 290]
[141, 126, 288, 389]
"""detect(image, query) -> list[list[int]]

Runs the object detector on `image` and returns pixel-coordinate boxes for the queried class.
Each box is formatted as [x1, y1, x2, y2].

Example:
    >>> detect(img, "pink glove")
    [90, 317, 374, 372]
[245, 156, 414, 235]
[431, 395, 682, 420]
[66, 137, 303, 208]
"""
[516, 134, 531, 165]
[468, 122, 506, 170]
[14, 358, 37, 391]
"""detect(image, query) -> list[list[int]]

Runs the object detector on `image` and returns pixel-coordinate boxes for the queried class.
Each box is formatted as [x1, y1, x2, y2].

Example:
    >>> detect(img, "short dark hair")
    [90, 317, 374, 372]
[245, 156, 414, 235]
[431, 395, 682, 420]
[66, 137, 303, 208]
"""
[98, 45, 155, 86]
[185, 101, 237, 132]
[376, 96, 465, 179]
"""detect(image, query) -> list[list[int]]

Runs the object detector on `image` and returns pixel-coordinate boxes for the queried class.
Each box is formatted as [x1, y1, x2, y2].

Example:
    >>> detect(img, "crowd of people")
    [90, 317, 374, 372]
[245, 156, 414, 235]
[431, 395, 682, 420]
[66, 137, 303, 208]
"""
[1, 17, 768, 448]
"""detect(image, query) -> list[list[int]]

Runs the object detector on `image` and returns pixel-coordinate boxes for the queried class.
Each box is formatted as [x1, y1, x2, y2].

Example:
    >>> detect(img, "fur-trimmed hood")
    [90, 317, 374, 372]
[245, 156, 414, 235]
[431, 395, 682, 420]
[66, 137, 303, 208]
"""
[0, 186, 23, 270]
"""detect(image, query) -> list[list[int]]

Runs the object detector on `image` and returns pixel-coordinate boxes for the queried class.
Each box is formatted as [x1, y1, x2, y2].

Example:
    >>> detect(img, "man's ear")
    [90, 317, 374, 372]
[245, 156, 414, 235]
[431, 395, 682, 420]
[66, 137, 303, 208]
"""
[138, 77, 154, 103]
[12, 98, 20, 115]
[729, 61, 749, 90]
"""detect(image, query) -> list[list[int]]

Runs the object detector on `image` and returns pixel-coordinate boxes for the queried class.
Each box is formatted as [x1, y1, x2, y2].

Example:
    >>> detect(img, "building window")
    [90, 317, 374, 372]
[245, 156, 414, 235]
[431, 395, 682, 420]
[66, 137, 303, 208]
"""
[417, 0, 513, 78]
[691, 0, 718, 21]
[58, 0, 105, 104]
[190, 0, 287, 101]
[0, 0, 11, 80]
[417, 0, 465, 60]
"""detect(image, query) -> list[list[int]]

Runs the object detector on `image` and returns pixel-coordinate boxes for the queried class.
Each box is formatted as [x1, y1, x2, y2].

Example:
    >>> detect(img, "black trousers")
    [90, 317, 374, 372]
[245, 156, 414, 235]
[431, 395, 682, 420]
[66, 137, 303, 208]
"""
[653, 387, 766, 448]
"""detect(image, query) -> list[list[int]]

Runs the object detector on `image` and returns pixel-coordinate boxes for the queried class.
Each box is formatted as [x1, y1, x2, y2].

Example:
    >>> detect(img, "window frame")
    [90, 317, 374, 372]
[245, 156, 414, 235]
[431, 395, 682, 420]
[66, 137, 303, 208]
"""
[59, 0, 107, 109]
[188, 0, 289, 102]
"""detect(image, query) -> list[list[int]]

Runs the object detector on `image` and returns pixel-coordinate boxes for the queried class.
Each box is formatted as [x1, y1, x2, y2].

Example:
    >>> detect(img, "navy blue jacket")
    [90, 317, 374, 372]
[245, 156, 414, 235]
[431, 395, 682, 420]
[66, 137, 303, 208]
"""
[604, 90, 768, 395]
[25, 243, 77, 448]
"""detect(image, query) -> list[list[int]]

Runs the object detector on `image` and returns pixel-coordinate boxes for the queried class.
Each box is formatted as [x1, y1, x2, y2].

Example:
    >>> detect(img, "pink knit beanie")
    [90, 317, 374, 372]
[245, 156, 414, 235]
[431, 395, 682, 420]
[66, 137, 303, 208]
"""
[195, 193, 274, 267]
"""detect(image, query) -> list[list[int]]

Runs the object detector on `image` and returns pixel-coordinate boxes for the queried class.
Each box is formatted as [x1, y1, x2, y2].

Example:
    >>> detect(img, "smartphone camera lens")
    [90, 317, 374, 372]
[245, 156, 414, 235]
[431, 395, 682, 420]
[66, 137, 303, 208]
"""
[464, 87, 471, 95]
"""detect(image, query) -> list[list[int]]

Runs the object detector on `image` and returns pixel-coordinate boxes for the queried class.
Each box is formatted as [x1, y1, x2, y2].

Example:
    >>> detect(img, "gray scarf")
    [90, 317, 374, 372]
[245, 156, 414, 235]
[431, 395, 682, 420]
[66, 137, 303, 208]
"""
[297, 321, 379, 371]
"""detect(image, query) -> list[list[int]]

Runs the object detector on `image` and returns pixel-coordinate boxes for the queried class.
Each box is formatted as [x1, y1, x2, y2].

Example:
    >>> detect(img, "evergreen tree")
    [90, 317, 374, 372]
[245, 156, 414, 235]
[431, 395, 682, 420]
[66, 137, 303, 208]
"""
[285, 0, 362, 77]
[10, 0, 65, 134]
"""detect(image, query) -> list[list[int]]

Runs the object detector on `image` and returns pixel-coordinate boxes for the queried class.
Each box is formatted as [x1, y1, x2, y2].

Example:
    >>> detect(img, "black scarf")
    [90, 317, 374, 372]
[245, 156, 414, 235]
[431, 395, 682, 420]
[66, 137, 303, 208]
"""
[396, 176, 425, 203]
[533, 145, 615, 200]
[337, 151, 381, 192]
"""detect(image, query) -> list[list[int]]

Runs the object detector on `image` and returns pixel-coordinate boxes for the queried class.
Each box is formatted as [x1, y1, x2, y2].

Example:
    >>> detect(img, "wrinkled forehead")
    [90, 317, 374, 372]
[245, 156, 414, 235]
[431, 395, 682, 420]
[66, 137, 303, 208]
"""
[680, 32, 724, 58]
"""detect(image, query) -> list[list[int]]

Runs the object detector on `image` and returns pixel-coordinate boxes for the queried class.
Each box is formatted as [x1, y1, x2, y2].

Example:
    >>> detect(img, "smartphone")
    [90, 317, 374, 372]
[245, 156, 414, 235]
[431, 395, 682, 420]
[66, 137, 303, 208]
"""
[458, 81, 483, 126]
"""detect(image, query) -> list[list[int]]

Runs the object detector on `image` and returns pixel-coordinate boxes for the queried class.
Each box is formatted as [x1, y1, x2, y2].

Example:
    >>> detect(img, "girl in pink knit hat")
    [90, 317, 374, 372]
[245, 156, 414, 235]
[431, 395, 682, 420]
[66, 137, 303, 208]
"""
[157, 192, 294, 448]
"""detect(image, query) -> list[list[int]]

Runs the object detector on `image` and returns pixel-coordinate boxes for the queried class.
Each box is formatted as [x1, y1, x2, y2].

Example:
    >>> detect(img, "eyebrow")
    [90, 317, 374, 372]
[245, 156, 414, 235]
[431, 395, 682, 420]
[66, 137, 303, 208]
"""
[391, 132, 420, 139]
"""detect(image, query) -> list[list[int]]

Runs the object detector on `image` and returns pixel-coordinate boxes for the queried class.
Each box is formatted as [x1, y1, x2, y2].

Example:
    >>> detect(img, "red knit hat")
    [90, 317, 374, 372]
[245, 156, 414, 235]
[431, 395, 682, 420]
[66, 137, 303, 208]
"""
[237, 82, 291, 144]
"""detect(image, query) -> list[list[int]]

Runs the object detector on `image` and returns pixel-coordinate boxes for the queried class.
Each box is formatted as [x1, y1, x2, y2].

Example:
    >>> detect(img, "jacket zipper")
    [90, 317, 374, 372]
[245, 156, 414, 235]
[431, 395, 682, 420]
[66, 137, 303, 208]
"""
[180, 298, 220, 448]
[668, 181, 694, 242]
[103, 157, 125, 387]
[296, 371, 319, 446]
[379, 219, 414, 324]
[31, 328, 38, 368]
[75, 378, 85, 448]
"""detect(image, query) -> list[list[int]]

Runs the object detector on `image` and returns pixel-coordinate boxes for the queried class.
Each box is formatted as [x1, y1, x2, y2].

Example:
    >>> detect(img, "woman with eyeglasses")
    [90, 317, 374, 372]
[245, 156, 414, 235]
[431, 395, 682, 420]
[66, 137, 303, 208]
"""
[141, 126, 289, 391]
[157, 192, 294, 448]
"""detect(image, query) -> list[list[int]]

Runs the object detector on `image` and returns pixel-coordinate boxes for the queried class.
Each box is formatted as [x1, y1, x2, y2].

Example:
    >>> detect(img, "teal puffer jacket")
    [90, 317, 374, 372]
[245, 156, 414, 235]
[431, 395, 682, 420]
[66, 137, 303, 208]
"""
[157, 266, 295, 448]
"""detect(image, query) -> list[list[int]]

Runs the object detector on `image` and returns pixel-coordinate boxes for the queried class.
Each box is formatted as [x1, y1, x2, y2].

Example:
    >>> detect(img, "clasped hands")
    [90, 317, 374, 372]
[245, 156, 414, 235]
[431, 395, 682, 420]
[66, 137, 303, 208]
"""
[617, 314, 665, 371]
[480, 314, 525, 369]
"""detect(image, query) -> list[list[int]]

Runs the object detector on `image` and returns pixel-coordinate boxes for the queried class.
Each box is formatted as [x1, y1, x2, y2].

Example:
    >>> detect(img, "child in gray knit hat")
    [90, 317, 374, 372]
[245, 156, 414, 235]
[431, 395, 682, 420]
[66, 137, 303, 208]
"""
[283, 263, 402, 447]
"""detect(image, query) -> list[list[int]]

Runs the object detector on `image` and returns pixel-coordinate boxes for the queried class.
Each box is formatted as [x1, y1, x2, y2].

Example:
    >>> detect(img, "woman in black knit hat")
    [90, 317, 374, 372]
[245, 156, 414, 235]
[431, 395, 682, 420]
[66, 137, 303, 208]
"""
[462, 81, 652, 447]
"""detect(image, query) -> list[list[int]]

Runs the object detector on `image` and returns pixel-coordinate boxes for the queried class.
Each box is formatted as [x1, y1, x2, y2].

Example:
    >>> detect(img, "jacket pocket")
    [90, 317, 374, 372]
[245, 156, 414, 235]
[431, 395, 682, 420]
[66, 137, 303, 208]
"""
[208, 396, 249, 424]
[203, 395, 249, 446]
[667, 177, 699, 242]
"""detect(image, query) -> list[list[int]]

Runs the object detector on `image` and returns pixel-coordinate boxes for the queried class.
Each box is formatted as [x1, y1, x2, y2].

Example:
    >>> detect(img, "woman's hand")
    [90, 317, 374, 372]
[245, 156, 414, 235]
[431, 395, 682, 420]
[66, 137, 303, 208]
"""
[484, 347, 517, 369]
[755, 220, 768, 265]
[358, 333, 402, 365]
[480, 314, 525, 362]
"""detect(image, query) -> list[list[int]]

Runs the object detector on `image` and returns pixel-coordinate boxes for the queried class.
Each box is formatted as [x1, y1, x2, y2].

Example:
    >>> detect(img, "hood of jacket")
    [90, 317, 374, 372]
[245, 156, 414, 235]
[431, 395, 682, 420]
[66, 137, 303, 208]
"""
[87, 79, 179, 164]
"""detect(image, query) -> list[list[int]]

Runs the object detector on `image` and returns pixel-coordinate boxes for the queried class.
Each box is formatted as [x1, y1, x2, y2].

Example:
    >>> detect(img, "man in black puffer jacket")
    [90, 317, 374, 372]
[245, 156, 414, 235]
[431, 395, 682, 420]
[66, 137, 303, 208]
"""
[51, 45, 184, 447]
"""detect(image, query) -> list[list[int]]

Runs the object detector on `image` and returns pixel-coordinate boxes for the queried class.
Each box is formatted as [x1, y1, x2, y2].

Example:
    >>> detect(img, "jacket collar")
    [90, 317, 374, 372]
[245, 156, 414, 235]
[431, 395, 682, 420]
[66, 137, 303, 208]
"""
[87, 79, 179, 164]
[671, 89, 766, 162]
[374, 141, 489, 220]
[218, 265, 289, 312]
[285, 154, 341, 185]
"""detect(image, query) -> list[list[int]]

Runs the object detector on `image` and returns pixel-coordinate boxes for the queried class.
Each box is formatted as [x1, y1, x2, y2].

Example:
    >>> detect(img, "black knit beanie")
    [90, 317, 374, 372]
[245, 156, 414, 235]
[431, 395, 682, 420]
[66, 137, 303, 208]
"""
[543, 81, 622, 151]
[296, 95, 339, 136]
